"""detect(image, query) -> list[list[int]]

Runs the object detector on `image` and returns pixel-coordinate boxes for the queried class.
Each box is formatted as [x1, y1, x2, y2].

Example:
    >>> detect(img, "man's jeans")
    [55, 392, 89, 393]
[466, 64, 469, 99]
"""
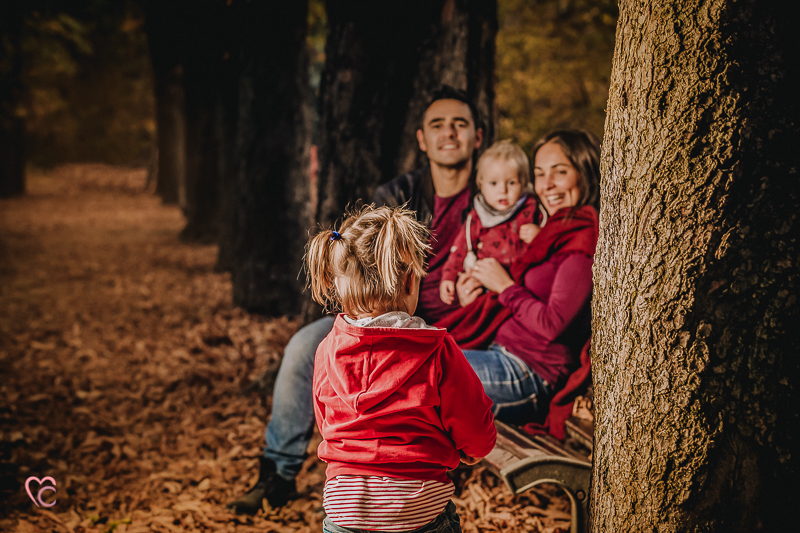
[263, 315, 335, 480]
[461, 344, 553, 425]
[322, 501, 462, 533]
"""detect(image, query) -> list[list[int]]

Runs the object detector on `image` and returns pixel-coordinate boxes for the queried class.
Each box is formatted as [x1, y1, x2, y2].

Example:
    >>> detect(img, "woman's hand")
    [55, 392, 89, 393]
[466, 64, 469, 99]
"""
[455, 273, 483, 307]
[471, 258, 515, 295]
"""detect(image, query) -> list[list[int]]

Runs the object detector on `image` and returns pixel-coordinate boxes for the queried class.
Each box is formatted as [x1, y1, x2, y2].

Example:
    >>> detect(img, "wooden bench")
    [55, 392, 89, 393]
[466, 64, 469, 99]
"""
[482, 418, 593, 533]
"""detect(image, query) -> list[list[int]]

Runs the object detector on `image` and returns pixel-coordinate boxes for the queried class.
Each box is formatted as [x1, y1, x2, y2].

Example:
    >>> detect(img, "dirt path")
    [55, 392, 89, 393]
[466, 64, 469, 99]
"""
[0, 165, 569, 533]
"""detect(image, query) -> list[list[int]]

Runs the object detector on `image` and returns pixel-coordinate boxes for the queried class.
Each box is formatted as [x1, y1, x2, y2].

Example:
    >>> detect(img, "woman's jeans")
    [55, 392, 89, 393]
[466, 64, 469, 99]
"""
[461, 344, 553, 425]
[322, 501, 462, 533]
[263, 316, 335, 480]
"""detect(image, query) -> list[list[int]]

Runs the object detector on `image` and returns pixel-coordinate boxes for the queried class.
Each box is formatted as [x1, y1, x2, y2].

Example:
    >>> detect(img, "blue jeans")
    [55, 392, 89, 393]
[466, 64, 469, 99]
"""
[263, 315, 335, 480]
[322, 501, 462, 533]
[461, 344, 553, 425]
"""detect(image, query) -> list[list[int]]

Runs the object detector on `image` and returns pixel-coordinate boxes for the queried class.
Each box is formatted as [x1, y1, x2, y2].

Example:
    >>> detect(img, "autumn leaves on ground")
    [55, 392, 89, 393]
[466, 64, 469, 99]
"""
[0, 166, 570, 533]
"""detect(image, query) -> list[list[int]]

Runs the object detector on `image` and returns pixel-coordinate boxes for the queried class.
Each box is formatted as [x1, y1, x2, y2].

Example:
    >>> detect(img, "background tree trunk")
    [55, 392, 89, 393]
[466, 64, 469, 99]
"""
[142, 1, 187, 207]
[179, 2, 225, 243]
[316, 0, 498, 228]
[592, 1, 800, 531]
[395, 0, 497, 175]
[0, 1, 26, 198]
[225, 1, 313, 316]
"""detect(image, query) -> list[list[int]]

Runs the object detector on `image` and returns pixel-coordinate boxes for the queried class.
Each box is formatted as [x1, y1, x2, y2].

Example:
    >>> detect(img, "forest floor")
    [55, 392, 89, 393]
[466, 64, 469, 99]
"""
[0, 165, 571, 533]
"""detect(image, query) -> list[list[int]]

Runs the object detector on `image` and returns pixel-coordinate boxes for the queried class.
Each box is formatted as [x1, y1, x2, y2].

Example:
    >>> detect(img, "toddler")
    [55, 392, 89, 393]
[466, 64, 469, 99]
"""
[440, 140, 543, 304]
[306, 205, 497, 533]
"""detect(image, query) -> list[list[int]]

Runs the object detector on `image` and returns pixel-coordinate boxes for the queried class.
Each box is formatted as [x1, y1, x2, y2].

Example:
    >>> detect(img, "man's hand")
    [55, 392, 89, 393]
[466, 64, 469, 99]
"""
[519, 223, 541, 244]
[439, 280, 455, 304]
[455, 272, 483, 307]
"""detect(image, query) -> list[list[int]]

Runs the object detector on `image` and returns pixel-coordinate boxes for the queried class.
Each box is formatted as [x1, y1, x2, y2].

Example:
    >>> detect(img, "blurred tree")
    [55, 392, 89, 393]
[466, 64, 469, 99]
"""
[593, 0, 799, 530]
[0, 1, 26, 197]
[176, 1, 225, 243]
[141, 0, 186, 206]
[316, 0, 498, 228]
[495, 0, 616, 154]
[218, 1, 313, 316]
[20, 1, 154, 168]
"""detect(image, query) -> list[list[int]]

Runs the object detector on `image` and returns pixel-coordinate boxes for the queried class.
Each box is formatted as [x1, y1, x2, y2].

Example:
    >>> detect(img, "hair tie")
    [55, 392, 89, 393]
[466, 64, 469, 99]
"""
[330, 230, 341, 241]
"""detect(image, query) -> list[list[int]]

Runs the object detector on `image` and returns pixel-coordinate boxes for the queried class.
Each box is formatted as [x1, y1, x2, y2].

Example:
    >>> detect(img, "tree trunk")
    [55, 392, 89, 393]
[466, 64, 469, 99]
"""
[142, 1, 187, 206]
[225, 1, 313, 315]
[152, 65, 186, 206]
[179, 2, 225, 243]
[592, 1, 800, 531]
[0, 2, 25, 198]
[316, 0, 498, 228]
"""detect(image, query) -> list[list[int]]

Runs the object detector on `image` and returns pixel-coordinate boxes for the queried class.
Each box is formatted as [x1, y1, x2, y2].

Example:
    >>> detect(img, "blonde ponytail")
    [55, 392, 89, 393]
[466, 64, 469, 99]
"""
[304, 229, 338, 311]
[304, 205, 429, 316]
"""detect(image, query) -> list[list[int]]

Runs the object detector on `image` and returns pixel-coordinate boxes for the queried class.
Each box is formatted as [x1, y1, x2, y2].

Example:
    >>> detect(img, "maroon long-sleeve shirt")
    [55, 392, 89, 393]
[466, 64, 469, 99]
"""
[495, 252, 593, 390]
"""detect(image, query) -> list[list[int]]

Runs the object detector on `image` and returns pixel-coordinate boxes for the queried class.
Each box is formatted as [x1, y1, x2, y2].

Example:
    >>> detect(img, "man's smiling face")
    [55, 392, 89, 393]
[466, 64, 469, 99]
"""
[416, 99, 482, 169]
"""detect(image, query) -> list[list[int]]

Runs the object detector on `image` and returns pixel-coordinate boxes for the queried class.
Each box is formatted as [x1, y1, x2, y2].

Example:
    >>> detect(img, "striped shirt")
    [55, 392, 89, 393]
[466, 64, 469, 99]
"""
[323, 475, 454, 531]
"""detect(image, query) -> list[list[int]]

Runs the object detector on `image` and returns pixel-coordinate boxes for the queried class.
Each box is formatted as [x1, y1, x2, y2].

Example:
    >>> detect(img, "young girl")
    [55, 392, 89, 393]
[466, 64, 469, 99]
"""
[439, 140, 543, 305]
[307, 205, 497, 533]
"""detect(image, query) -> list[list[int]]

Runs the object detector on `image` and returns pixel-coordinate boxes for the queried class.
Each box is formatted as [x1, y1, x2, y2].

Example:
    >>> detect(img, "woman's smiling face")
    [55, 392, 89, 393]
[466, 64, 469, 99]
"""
[534, 141, 582, 215]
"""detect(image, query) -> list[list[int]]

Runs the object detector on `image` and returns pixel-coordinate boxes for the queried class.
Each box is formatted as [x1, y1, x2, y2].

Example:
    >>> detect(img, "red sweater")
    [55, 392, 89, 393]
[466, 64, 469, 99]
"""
[313, 315, 497, 484]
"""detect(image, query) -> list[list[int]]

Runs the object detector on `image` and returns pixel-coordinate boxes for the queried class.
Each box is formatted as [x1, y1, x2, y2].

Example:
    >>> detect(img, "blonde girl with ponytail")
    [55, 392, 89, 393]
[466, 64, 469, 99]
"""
[307, 205, 497, 533]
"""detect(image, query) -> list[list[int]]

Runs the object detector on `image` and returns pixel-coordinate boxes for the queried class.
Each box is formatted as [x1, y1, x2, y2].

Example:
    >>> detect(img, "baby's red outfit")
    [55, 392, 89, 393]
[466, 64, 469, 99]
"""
[441, 194, 539, 284]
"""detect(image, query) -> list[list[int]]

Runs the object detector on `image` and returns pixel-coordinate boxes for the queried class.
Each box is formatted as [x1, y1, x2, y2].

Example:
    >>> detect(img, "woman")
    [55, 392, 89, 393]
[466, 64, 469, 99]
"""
[455, 129, 600, 424]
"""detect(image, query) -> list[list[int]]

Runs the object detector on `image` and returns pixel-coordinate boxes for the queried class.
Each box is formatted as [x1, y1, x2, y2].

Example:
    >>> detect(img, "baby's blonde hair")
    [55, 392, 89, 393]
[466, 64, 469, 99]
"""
[476, 140, 531, 189]
[305, 205, 430, 316]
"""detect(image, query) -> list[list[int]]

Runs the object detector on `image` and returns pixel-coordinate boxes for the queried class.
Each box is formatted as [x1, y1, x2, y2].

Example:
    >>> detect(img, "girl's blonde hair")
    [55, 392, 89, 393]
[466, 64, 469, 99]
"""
[476, 140, 531, 189]
[305, 205, 430, 316]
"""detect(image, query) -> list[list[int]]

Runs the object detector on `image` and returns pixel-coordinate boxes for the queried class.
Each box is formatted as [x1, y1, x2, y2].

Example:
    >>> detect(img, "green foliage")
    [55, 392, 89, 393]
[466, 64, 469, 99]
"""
[495, 0, 617, 154]
[20, 2, 154, 167]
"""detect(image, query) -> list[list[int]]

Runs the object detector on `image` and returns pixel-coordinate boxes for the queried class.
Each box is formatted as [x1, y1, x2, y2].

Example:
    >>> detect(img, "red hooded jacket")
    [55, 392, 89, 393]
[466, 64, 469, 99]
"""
[313, 315, 497, 484]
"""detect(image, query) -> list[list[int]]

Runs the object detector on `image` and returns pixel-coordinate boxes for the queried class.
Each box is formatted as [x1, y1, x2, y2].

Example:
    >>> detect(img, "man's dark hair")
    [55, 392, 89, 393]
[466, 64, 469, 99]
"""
[424, 85, 482, 131]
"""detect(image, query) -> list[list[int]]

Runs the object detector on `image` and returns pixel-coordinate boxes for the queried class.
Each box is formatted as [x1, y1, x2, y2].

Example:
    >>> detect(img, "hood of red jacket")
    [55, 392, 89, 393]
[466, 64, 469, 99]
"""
[321, 315, 448, 414]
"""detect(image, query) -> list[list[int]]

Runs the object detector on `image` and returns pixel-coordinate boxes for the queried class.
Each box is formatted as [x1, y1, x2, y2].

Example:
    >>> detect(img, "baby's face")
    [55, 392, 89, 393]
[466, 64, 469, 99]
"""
[480, 159, 524, 211]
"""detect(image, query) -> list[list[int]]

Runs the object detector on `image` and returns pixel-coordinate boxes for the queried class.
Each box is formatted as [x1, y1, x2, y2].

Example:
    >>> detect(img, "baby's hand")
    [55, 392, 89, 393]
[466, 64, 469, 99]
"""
[440, 280, 455, 305]
[459, 450, 481, 465]
[520, 223, 541, 244]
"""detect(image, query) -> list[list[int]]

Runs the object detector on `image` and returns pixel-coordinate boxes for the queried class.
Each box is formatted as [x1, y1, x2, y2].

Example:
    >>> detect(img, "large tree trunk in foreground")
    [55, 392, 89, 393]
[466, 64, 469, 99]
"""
[592, 1, 800, 531]
[0, 2, 25, 198]
[225, 1, 313, 315]
[316, 0, 497, 228]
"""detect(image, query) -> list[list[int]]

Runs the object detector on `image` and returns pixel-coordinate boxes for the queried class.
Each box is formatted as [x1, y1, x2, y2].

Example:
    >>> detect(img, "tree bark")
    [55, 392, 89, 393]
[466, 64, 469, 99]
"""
[592, 1, 800, 531]
[178, 2, 225, 243]
[224, 1, 313, 316]
[152, 66, 186, 206]
[142, 1, 187, 206]
[0, 1, 25, 198]
[316, 0, 497, 228]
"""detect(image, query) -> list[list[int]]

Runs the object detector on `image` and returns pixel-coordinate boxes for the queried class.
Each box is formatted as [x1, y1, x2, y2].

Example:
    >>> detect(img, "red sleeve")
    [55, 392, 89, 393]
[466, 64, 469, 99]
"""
[437, 336, 497, 459]
[498, 253, 593, 341]
[441, 223, 470, 284]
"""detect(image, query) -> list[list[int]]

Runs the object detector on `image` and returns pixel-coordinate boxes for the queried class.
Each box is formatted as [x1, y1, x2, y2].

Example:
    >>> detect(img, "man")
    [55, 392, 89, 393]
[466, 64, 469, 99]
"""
[227, 85, 483, 514]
